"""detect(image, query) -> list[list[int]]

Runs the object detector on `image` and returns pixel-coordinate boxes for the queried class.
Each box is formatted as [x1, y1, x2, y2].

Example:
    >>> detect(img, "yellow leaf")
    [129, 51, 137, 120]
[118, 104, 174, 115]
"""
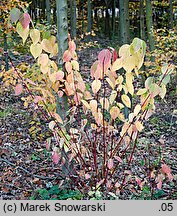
[81, 100, 90, 109]
[117, 103, 124, 109]
[126, 82, 134, 95]
[52, 113, 63, 124]
[128, 113, 134, 122]
[111, 58, 122, 71]
[30, 29, 40, 44]
[90, 100, 97, 112]
[159, 84, 166, 99]
[50, 61, 58, 71]
[38, 54, 49, 67]
[41, 38, 53, 53]
[121, 94, 131, 108]
[135, 121, 144, 132]
[116, 75, 124, 85]
[109, 90, 117, 105]
[133, 104, 141, 115]
[16, 22, 29, 44]
[92, 79, 101, 94]
[100, 98, 109, 110]
[51, 43, 58, 56]
[110, 106, 120, 120]
[120, 123, 129, 137]
[71, 60, 79, 71]
[137, 88, 147, 95]
[30, 43, 42, 59]
[106, 77, 115, 89]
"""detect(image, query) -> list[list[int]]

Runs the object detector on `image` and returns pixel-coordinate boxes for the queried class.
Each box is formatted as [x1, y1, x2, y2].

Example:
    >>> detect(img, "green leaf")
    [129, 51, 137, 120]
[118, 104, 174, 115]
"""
[145, 77, 154, 90]
[16, 22, 29, 44]
[162, 74, 171, 85]
[10, 8, 21, 23]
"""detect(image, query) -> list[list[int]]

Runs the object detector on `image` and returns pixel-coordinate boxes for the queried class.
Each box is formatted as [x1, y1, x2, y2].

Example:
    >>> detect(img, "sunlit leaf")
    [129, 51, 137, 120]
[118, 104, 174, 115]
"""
[15, 83, 23, 95]
[90, 100, 97, 112]
[38, 54, 49, 67]
[100, 98, 109, 110]
[109, 90, 117, 105]
[108, 159, 114, 169]
[133, 104, 141, 115]
[30, 43, 42, 59]
[92, 79, 101, 94]
[159, 84, 166, 99]
[16, 22, 29, 44]
[41, 38, 53, 53]
[134, 121, 144, 132]
[81, 100, 90, 109]
[137, 88, 147, 95]
[111, 58, 122, 71]
[121, 94, 131, 108]
[110, 106, 120, 120]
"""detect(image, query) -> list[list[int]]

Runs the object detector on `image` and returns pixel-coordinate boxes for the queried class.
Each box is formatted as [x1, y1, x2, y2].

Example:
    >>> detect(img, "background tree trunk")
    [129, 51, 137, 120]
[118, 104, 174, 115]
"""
[168, 0, 173, 29]
[145, 0, 155, 51]
[140, 0, 145, 40]
[112, 0, 116, 40]
[119, 0, 130, 45]
[46, 0, 51, 24]
[70, 0, 77, 39]
[87, 0, 92, 32]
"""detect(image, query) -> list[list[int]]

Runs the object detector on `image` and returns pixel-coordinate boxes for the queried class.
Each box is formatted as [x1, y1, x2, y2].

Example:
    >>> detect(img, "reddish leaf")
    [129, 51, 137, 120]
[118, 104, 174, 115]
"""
[63, 50, 72, 62]
[69, 41, 76, 53]
[20, 13, 31, 28]
[52, 151, 60, 164]
[112, 49, 118, 62]
[157, 181, 162, 190]
[15, 84, 23, 95]
[98, 49, 112, 65]
[162, 164, 171, 175]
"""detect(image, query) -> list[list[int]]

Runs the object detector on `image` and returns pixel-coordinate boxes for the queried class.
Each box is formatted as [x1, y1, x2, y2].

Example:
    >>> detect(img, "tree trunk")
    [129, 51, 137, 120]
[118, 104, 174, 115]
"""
[112, 0, 116, 40]
[56, 0, 69, 121]
[56, 0, 68, 67]
[4, 30, 8, 71]
[87, 0, 92, 32]
[105, 7, 110, 37]
[46, 0, 51, 24]
[119, 0, 130, 45]
[145, 0, 155, 51]
[70, 0, 77, 39]
[168, 0, 173, 29]
[140, 0, 145, 40]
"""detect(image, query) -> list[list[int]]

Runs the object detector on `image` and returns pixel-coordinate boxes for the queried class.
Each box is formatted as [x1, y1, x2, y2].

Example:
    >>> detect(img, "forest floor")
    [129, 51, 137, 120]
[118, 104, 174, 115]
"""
[0, 37, 177, 200]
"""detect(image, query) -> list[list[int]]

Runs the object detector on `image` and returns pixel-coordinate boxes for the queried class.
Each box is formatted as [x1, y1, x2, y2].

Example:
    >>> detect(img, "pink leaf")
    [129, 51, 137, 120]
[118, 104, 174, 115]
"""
[114, 156, 122, 163]
[85, 173, 91, 179]
[162, 164, 171, 175]
[69, 41, 76, 53]
[20, 13, 31, 28]
[52, 151, 60, 164]
[15, 84, 23, 95]
[157, 181, 162, 190]
[108, 158, 114, 169]
[58, 90, 64, 98]
[63, 50, 72, 62]
[98, 49, 112, 66]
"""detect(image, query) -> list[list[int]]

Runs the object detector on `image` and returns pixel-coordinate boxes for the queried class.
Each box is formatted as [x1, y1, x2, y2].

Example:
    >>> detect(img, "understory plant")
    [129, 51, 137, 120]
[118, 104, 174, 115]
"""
[1, 7, 175, 199]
